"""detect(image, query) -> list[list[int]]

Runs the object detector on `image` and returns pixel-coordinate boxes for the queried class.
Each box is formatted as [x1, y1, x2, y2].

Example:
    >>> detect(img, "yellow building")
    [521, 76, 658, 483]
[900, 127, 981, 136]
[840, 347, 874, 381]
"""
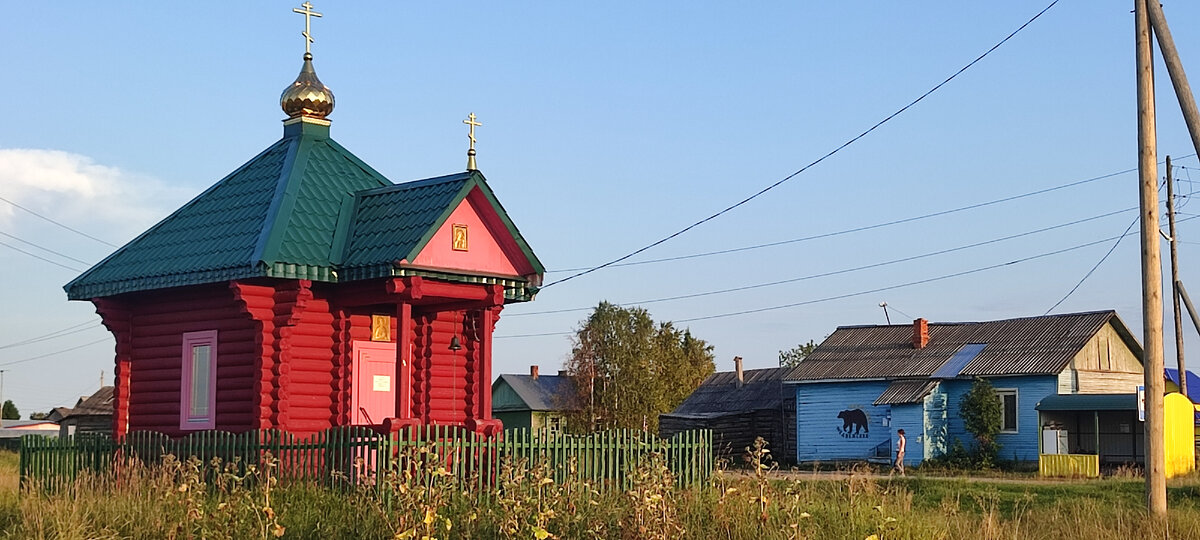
[1036, 391, 1195, 478]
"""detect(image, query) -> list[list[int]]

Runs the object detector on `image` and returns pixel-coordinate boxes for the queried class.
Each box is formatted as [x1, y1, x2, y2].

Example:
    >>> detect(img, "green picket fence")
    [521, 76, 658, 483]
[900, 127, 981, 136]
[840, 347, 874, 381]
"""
[20, 426, 712, 492]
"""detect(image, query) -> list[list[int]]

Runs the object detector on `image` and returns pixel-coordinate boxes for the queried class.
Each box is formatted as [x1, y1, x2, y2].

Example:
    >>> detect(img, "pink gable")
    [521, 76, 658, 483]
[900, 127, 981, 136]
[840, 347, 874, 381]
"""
[411, 187, 535, 276]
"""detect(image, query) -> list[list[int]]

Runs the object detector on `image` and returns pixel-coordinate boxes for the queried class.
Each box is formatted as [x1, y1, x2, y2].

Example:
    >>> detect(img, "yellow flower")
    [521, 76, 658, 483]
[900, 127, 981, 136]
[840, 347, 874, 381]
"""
[423, 508, 436, 525]
[799, 512, 812, 519]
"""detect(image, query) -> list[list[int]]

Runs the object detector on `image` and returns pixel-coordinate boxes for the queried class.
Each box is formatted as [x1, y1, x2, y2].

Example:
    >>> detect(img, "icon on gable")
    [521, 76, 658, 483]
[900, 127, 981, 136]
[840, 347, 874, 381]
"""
[452, 224, 469, 251]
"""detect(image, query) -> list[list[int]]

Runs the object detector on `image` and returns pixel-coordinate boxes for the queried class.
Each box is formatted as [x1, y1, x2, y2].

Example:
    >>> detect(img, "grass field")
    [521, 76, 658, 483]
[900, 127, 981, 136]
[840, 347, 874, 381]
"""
[2, 449, 1200, 539]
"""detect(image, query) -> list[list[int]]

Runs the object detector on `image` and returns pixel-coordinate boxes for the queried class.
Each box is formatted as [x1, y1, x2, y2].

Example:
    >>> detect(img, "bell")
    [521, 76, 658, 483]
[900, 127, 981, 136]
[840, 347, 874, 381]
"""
[449, 335, 463, 351]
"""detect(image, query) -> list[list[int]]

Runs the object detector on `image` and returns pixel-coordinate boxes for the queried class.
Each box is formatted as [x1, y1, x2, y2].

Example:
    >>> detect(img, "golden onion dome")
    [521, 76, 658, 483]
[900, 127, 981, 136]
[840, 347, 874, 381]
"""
[280, 53, 335, 119]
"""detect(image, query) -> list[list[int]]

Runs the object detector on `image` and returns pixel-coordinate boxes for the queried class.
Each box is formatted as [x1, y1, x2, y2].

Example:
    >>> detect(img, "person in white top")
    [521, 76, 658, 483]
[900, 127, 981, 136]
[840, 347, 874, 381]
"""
[893, 429, 907, 476]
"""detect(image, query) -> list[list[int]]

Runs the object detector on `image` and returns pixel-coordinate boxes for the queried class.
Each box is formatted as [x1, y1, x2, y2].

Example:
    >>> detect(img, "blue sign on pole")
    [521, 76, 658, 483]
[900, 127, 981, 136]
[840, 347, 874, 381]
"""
[1138, 385, 1146, 422]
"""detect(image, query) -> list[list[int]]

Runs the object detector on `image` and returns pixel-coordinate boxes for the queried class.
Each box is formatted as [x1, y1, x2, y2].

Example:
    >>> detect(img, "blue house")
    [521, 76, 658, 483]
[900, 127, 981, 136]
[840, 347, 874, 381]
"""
[785, 311, 1144, 466]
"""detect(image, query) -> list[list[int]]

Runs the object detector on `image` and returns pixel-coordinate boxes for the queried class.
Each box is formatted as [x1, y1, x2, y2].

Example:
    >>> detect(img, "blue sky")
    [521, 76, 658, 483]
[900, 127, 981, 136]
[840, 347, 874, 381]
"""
[3, 2, 1200, 416]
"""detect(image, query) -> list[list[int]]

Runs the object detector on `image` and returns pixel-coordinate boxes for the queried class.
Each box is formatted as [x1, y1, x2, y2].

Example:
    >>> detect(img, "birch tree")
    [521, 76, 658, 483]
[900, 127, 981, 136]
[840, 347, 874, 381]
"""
[565, 302, 715, 433]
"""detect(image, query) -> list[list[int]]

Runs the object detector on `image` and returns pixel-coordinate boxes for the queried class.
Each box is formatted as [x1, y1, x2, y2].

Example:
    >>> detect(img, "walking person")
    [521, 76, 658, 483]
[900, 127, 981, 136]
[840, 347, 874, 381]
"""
[893, 429, 906, 476]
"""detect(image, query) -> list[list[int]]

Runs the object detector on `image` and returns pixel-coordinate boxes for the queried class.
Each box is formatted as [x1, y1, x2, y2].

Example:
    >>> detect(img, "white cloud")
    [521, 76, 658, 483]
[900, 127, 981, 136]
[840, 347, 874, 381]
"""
[0, 149, 190, 242]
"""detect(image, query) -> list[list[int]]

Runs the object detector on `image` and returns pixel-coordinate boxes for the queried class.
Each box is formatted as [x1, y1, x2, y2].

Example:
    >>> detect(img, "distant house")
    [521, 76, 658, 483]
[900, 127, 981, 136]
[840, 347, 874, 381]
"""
[786, 310, 1147, 466]
[0, 419, 60, 438]
[492, 366, 577, 434]
[660, 358, 794, 465]
[54, 386, 115, 438]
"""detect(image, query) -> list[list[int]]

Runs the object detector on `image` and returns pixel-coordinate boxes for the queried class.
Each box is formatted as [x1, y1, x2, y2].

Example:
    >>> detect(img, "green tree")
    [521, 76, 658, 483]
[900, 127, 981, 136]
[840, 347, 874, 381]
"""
[566, 302, 715, 433]
[959, 377, 1003, 467]
[778, 340, 818, 368]
[2, 400, 19, 420]
[28, 411, 48, 421]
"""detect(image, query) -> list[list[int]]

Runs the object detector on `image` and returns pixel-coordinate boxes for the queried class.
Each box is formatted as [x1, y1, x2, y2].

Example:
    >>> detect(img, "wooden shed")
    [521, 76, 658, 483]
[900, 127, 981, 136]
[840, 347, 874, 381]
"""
[64, 51, 543, 438]
[659, 362, 795, 466]
[55, 386, 115, 438]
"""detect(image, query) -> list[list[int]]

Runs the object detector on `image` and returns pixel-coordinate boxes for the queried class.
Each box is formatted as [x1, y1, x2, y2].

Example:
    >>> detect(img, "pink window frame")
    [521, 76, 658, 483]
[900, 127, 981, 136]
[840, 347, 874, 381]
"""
[180, 330, 217, 430]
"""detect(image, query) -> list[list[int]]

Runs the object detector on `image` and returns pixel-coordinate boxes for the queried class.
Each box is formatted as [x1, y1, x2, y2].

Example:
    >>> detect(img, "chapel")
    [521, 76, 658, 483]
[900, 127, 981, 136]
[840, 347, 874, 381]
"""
[64, 4, 543, 437]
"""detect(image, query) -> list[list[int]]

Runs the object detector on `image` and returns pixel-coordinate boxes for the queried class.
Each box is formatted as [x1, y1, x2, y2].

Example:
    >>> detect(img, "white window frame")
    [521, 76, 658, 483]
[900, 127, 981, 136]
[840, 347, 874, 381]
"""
[180, 330, 217, 430]
[996, 388, 1018, 434]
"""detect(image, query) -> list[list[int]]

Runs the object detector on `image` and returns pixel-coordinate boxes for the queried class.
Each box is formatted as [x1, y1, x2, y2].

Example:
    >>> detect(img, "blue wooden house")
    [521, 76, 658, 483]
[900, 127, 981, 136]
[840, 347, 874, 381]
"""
[785, 311, 1144, 466]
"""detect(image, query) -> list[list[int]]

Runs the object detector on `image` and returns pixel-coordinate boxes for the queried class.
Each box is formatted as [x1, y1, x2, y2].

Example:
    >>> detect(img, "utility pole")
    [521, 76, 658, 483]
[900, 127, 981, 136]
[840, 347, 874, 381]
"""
[1135, 0, 1167, 517]
[879, 302, 891, 325]
[1146, 0, 1200, 157]
[1168, 156, 1186, 397]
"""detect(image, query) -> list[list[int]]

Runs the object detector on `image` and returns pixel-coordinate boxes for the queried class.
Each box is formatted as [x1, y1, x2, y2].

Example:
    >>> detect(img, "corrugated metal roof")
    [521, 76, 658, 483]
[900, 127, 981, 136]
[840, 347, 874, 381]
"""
[1035, 393, 1137, 411]
[1165, 368, 1200, 395]
[873, 380, 939, 405]
[664, 367, 790, 417]
[62, 386, 114, 418]
[786, 311, 1141, 381]
[493, 375, 578, 412]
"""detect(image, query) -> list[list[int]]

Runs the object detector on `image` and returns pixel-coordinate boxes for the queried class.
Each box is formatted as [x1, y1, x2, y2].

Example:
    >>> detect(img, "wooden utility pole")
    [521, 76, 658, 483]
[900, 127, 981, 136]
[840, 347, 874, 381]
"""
[1145, 1, 1200, 158]
[1135, 0, 1167, 517]
[1168, 156, 1186, 397]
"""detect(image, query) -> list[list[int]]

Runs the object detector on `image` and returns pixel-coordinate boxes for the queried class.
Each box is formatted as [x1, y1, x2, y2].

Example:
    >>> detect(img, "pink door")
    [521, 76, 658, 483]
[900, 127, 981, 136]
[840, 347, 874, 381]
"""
[352, 341, 397, 425]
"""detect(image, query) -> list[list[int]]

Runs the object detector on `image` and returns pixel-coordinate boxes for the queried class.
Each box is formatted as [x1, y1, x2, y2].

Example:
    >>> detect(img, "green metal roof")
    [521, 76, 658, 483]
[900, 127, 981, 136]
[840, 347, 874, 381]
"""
[65, 121, 543, 301]
[341, 171, 544, 276]
[1034, 393, 1137, 412]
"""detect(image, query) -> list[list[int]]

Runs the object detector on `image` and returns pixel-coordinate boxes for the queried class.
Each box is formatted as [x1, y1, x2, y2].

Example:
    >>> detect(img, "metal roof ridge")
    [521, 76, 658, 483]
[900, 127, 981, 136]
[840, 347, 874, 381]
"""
[65, 137, 296, 299]
[250, 135, 307, 266]
[357, 171, 473, 196]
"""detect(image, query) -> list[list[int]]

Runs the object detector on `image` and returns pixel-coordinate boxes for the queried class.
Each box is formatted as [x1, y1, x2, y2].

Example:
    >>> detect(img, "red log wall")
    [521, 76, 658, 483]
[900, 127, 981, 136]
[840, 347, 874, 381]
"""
[99, 283, 262, 436]
[94, 277, 504, 438]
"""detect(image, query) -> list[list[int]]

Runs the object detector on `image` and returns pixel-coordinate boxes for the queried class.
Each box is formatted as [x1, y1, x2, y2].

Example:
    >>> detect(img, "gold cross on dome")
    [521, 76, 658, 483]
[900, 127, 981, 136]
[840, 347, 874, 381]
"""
[463, 113, 481, 148]
[463, 113, 482, 171]
[293, 2, 323, 54]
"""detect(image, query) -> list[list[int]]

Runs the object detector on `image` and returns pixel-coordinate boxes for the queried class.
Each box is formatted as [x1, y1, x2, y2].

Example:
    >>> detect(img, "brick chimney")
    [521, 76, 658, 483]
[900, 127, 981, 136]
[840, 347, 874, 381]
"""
[912, 318, 929, 349]
[531, 365, 539, 380]
[734, 356, 744, 388]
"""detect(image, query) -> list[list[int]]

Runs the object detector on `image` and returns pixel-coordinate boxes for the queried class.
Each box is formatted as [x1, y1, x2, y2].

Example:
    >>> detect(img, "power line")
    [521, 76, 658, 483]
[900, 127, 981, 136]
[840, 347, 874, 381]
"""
[0, 338, 110, 369]
[886, 304, 915, 321]
[1044, 178, 1174, 315]
[1043, 217, 1139, 315]
[0, 196, 117, 247]
[0, 239, 84, 272]
[542, 0, 1061, 289]
[0, 320, 101, 350]
[496, 220, 1183, 338]
[511, 206, 1139, 317]
[675, 228, 1163, 324]
[495, 330, 573, 339]
[0, 231, 95, 266]
[546, 165, 1141, 274]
